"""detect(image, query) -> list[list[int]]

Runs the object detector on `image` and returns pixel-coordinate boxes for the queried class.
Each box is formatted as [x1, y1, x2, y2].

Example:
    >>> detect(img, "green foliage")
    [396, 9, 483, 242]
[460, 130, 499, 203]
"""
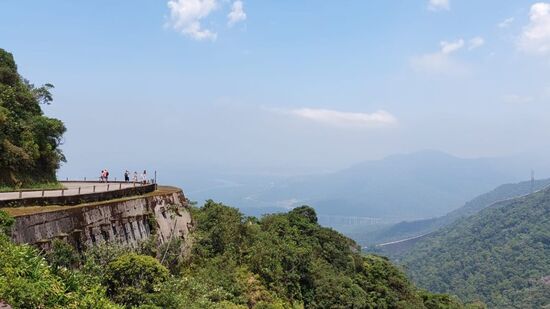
[0, 210, 14, 236]
[0, 181, 64, 192]
[289, 205, 318, 224]
[104, 253, 170, 307]
[401, 188, 550, 308]
[312, 271, 368, 308]
[369, 178, 550, 246]
[46, 239, 80, 270]
[0, 234, 119, 308]
[186, 201, 474, 308]
[81, 242, 134, 280]
[158, 236, 185, 274]
[0, 202, 474, 308]
[191, 200, 250, 259]
[0, 48, 66, 186]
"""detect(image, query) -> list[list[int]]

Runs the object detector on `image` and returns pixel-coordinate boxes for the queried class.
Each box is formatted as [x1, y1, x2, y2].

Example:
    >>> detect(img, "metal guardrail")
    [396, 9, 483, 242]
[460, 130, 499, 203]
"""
[2, 181, 153, 199]
[59, 171, 157, 184]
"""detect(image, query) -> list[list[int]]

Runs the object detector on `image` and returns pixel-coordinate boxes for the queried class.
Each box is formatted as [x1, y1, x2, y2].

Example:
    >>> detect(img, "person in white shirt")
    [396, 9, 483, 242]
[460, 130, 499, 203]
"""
[141, 170, 147, 184]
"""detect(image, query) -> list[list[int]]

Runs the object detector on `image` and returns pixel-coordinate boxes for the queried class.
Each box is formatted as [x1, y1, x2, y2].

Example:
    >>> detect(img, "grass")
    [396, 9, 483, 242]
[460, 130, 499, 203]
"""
[0, 182, 65, 192]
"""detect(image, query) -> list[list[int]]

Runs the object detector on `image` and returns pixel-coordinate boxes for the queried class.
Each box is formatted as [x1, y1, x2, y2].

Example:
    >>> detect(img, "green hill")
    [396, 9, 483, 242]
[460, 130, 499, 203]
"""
[368, 178, 550, 245]
[399, 186, 550, 308]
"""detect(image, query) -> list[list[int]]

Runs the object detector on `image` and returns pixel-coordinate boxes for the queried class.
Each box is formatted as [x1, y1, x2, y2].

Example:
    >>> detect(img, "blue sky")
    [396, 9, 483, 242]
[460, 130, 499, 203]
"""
[1, 0, 550, 179]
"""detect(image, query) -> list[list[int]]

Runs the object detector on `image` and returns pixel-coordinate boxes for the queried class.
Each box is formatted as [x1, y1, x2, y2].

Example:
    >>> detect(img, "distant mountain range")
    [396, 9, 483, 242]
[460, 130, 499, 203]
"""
[398, 184, 550, 308]
[186, 150, 546, 221]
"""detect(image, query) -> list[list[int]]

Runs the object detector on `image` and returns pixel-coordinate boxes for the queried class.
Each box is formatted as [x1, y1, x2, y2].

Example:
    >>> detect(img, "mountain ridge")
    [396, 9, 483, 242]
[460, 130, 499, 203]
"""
[193, 150, 538, 221]
[367, 178, 550, 245]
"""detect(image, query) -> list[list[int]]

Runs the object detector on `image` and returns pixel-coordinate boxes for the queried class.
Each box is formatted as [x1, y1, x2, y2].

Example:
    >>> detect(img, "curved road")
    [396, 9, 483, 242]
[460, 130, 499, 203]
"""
[0, 182, 145, 201]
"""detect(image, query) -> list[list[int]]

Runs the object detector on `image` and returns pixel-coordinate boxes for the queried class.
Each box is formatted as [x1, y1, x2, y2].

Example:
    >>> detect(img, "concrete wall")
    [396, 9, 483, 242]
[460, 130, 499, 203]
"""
[10, 189, 193, 251]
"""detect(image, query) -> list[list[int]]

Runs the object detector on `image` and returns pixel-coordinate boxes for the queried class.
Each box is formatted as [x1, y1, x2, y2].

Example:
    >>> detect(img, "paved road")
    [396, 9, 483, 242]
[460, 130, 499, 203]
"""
[0, 182, 145, 201]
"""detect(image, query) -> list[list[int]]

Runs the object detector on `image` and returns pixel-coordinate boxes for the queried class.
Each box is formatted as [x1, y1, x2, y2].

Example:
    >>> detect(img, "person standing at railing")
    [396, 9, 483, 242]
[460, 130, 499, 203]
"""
[133, 171, 138, 183]
[141, 170, 147, 184]
[124, 170, 130, 182]
[105, 169, 109, 182]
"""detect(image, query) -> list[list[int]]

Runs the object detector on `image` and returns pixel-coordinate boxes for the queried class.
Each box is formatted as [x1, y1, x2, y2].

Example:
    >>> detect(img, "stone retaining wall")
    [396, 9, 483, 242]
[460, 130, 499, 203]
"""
[10, 188, 193, 252]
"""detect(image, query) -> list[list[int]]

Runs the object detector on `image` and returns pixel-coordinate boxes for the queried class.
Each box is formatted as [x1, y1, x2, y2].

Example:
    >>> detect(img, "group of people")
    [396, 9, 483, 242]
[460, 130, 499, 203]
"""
[100, 169, 110, 182]
[124, 170, 149, 184]
[100, 169, 149, 184]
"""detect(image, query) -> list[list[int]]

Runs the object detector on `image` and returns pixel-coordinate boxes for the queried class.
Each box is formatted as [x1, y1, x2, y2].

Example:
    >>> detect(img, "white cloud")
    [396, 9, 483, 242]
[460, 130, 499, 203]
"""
[518, 2, 550, 55]
[440, 39, 464, 54]
[410, 53, 468, 75]
[428, 0, 450, 11]
[468, 37, 485, 50]
[502, 94, 534, 104]
[228, 1, 246, 26]
[411, 37, 484, 75]
[167, 0, 218, 41]
[498, 17, 515, 28]
[411, 39, 468, 75]
[287, 108, 397, 128]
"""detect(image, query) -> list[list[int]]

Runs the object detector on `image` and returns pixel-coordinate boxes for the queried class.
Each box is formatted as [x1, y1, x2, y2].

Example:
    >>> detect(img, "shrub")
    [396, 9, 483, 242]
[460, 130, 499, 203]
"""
[0, 210, 14, 236]
[46, 239, 80, 270]
[104, 253, 170, 307]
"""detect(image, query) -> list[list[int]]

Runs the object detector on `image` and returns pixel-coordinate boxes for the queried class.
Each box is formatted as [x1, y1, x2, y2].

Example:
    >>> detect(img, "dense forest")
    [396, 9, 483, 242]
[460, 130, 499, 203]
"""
[0, 48, 66, 187]
[400, 187, 550, 308]
[0, 203, 484, 308]
[366, 178, 550, 246]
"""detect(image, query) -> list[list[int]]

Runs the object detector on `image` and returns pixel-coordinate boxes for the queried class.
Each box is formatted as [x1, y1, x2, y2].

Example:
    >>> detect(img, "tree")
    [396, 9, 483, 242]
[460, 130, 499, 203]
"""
[104, 253, 170, 307]
[0, 48, 66, 186]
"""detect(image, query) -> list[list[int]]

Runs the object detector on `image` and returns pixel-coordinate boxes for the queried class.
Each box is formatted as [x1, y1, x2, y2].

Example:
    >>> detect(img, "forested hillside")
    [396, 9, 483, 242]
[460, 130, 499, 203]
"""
[400, 187, 550, 308]
[366, 178, 550, 245]
[0, 204, 483, 308]
[0, 48, 66, 187]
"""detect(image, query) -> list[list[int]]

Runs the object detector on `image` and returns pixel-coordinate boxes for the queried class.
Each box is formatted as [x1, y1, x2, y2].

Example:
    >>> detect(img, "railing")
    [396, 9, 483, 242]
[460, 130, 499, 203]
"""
[0, 180, 157, 208]
[59, 170, 157, 184]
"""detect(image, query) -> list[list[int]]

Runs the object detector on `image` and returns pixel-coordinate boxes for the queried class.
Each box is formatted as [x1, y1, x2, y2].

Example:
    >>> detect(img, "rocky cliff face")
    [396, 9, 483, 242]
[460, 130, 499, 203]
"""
[10, 187, 192, 251]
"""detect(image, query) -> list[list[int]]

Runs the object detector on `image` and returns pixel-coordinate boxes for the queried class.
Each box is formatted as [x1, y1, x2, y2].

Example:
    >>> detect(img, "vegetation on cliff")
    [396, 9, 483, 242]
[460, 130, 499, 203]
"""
[0, 211, 119, 308]
[400, 187, 550, 308]
[0, 48, 66, 187]
[0, 203, 484, 308]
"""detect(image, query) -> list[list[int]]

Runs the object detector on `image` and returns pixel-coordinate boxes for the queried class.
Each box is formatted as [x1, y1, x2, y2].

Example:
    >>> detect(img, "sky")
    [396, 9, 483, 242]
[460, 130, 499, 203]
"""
[1, 0, 550, 180]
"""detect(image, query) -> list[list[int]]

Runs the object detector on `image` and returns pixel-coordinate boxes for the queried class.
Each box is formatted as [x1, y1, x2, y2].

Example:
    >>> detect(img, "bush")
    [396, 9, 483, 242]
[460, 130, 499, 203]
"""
[0, 210, 14, 236]
[46, 239, 80, 270]
[104, 253, 170, 307]
[0, 235, 118, 308]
